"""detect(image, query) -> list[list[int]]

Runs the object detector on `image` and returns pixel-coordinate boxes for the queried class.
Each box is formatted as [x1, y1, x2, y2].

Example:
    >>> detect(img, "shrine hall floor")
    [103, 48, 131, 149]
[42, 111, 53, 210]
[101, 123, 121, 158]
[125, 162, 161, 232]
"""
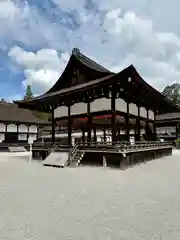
[0, 150, 180, 240]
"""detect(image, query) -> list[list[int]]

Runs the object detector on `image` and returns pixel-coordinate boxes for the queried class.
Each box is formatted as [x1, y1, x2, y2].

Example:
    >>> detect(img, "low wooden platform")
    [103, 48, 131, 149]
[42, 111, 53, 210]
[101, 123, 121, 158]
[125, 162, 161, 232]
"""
[31, 141, 172, 169]
[69, 141, 172, 168]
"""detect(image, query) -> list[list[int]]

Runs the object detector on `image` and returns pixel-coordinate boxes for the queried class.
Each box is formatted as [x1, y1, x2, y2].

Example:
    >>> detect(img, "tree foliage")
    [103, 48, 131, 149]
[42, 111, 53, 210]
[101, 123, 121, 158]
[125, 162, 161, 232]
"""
[24, 85, 34, 100]
[162, 83, 180, 104]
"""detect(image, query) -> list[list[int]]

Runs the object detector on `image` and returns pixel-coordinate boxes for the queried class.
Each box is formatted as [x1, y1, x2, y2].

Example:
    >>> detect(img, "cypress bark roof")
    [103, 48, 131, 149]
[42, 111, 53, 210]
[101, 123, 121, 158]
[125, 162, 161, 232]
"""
[46, 49, 111, 94]
[14, 48, 180, 114]
[156, 112, 180, 121]
[15, 65, 180, 114]
[0, 102, 48, 124]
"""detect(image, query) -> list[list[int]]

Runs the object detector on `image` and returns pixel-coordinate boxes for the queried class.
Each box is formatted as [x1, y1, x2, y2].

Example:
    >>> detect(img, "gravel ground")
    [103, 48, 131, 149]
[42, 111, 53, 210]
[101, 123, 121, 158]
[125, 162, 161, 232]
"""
[0, 150, 180, 239]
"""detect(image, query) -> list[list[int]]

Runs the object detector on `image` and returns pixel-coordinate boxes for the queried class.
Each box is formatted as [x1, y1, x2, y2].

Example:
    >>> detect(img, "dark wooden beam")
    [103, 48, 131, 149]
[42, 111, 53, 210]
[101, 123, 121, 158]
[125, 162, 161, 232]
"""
[111, 90, 116, 143]
[87, 102, 92, 143]
[125, 101, 130, 141]
[51, 107, 55, 143]
[93, 127, 97, 142]
[82, 129, 85, 142]
[153, 110, 157, 136]
[136, 104, 141, 141]
[68, 105, 72, 147]
[103, 127, 106, 142]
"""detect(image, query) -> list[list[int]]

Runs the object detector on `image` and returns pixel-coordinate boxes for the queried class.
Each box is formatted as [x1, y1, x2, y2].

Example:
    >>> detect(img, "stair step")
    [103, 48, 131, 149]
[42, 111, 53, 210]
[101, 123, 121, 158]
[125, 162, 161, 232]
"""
[69, 162, 78, 168]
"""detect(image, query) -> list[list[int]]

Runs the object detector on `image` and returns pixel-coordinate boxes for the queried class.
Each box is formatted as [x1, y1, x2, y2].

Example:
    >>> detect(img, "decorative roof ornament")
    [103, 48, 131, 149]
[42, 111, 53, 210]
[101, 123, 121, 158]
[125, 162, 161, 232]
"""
[72, 48, 80, 56]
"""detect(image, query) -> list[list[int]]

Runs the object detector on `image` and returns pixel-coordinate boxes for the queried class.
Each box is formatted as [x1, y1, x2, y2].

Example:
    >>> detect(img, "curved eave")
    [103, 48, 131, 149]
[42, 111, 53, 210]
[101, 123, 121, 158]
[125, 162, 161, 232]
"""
[46, 52, 111, 95]
[76, 53, 110, 73]
[130, 65, 180, 113]
[14, 65, 180, 113]
[46, 54, 75, 94]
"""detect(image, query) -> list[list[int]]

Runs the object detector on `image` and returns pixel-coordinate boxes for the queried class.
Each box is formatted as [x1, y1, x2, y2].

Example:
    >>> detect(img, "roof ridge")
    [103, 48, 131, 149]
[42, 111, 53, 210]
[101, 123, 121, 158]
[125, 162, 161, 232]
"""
[79, 52, 110, 72]
[72, 48, 110, 72]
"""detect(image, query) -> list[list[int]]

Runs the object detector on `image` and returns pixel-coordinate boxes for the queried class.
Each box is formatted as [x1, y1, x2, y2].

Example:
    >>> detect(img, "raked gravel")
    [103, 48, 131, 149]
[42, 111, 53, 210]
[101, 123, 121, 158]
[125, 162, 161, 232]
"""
[0, 150, 180, 239]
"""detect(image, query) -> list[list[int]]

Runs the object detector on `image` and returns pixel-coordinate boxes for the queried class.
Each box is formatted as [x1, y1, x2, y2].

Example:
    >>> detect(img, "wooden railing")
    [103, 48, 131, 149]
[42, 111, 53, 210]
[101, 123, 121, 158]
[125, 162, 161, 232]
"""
[75, 140, 171, 152]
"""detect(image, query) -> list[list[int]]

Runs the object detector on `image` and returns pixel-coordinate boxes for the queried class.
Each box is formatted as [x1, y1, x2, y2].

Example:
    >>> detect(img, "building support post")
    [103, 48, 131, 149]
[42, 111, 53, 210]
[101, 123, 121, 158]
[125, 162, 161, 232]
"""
[136, 105, 141, 141]
[125, 101, 130, 142]
[153, 110, 157, 140]
[93, 127, 97, 143]
[51, 106, 55, 143]
[111, 90, 116, 144]
[68, 106, 72, 147]
[87, 102, 92, 143]
[145, 109, 150, 140]
[103, 127, 106, 143]
[176, 125, 178, 139]
[82, 129, 85, 143]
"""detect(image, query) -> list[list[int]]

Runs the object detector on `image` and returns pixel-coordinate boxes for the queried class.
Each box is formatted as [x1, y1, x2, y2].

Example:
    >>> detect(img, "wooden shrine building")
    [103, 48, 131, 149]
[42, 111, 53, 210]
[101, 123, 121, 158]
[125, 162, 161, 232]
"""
[156, 111, 180, 142]
[0, 102, 48, 143]
[15, 48, 180, 146]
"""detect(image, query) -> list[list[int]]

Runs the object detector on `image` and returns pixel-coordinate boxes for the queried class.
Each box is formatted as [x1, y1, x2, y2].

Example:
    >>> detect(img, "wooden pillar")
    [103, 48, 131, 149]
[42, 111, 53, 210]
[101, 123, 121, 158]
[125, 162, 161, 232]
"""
[68, 106, 72, 147]
[125, 101, 130, 141]
[153, 110, 157, 136]
[51, 107, 55, 143]
[176, 125, 178, 139]
[92, 127, 97, 142]
[17, 124, 19, 142]
[82, 129, 85, 142]
[103, 127, 106, 142]
[146, 109, 151, 141]
[147, 109, 149, 120]
[111, 91, 116, 144]
[136, 105, 141, 141]
[27, 124, 29, 142]
[146, 109, 149, 135]
[87, 102, 92, 143]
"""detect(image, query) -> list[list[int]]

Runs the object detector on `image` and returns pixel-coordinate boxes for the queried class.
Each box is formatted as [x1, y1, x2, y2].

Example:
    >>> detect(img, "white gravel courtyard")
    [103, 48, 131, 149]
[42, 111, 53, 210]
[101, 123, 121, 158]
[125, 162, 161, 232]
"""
[0, 150, 180, 239]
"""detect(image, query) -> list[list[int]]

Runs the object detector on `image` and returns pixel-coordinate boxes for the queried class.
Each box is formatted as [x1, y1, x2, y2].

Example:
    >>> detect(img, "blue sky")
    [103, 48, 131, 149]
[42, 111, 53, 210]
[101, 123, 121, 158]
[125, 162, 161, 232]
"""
[1, 0, 180, 101]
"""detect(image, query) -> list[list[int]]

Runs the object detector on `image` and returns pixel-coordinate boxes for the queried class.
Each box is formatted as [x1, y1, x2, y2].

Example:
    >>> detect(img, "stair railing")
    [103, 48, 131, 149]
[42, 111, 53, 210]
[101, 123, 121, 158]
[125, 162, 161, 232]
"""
[70, 143, 80, 163]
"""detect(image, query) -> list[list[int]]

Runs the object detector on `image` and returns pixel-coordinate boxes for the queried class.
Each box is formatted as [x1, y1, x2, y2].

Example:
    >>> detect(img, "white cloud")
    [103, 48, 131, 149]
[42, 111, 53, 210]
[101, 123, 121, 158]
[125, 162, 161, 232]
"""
[1, 0, 180, 97]
[0, 0, 19, 19]
[0, 0, 69, 50]
[52, 0, 86, 11]
[9, 46, 70, 94]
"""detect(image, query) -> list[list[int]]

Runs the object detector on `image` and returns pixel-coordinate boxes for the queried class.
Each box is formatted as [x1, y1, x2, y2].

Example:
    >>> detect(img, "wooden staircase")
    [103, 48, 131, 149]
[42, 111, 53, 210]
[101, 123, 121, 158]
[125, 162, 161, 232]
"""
[69, 144, 85, 167]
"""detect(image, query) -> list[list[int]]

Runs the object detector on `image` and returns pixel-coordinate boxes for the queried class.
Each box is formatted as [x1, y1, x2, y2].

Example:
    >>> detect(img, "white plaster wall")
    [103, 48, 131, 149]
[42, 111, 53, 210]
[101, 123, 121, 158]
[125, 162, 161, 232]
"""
[116, 98, 127, 113]
[19, 125, 28, 133]
[18, 134, 27, 141]
[158, 127, 167, 134]
[141, 129, 145, 135]
[71, 102, 87, 115]
[54, 106, 68, 118]
[7, 124, 17, 132]
[55, 98, 111, 118]
[29, 125, 37, 133]
[0, 123, 5, 132]
[129, 103, 138, 116]
[54, 97, 152, 120]
[91, 98, 111, 112]
[166, 126, 176, 134]
[130, 129, 135, 134]
[29, 134, 37, 141]
[156, 128, 160, 134]
[148, 110, 154, 120]
[0, 133, 5, 142]
[140, 107, 147, 118]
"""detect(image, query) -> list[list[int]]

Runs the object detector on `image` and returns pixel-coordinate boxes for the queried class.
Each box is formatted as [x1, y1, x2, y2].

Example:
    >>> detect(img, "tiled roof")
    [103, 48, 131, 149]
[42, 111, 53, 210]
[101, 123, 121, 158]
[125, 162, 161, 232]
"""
[156, 112, 180, 121]
[77, 52, 110, 73]
[0, 102, 48, 124]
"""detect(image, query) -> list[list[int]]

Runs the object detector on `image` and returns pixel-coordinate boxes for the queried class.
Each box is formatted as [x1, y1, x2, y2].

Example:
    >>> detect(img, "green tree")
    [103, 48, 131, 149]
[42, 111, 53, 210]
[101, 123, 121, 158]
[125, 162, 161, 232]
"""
[162, 83, 180, 104]
[24, 85, 34, 100]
